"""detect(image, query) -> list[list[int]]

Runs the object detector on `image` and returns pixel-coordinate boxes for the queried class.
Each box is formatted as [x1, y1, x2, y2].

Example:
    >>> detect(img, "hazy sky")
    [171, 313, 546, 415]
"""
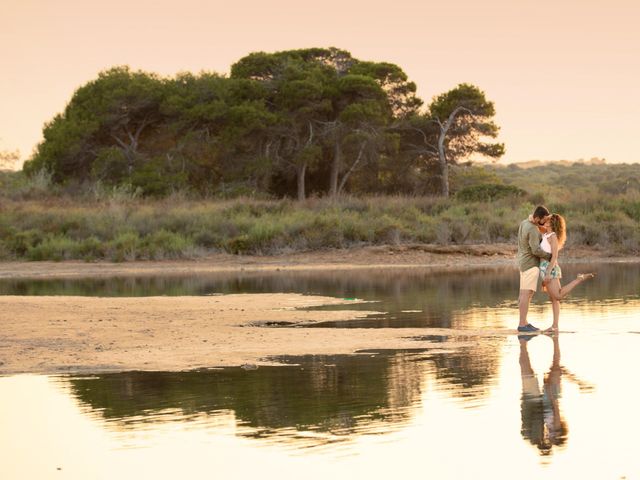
[2, 0, 639, 166]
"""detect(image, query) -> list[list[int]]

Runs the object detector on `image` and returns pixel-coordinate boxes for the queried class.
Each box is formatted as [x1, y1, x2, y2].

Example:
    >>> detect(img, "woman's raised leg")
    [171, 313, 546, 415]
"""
[557, 273, 595, 300]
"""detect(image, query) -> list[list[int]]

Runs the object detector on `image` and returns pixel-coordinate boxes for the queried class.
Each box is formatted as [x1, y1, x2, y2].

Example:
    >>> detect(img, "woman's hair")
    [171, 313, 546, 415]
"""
[550, 214, 566, 247]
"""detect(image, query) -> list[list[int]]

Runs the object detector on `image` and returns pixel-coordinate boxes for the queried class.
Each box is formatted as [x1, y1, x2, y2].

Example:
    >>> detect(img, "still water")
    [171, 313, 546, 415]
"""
[1, 263, 639, 479]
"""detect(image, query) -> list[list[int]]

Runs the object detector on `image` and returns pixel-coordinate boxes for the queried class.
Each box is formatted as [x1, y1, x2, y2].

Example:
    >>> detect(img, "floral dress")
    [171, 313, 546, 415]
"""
[539, 232, 562, 279]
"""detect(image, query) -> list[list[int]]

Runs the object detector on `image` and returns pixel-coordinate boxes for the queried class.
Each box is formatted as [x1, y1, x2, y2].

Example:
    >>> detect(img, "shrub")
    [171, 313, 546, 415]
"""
[109, 232, 141, 262]
[27, 236, 78, 261]
[143, 230, 193, 259]
[456, 183, 526, 202]
[7, 229, 45, 256]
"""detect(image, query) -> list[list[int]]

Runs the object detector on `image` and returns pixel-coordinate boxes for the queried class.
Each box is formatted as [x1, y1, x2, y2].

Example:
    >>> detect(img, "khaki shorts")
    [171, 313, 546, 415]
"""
[520, 266, 540, 291]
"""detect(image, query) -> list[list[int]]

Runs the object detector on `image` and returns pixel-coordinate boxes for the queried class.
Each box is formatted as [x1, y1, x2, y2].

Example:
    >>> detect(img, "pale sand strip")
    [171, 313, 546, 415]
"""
[0, 293, 510, 375]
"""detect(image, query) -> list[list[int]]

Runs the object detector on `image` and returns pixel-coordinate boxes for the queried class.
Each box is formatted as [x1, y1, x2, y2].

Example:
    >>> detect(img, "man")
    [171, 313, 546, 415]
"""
[517, 205, 552, 332]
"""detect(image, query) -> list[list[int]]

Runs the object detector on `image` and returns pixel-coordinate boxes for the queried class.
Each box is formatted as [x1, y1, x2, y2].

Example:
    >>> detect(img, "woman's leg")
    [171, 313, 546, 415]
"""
[557, 273, 595, 300]
[545, 279, 562, 331]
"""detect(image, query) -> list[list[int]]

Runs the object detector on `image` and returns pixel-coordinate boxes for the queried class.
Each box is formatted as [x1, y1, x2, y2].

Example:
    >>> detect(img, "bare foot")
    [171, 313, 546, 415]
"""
[577, 273, 596, 281]
[544, 327, 559, 335]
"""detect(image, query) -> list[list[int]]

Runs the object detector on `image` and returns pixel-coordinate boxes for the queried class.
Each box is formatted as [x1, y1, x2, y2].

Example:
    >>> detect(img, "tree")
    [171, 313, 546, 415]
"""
[231, 49, 337, 200]
[324, 59, 421, 198]
[323, 73, 392, 197]
[25, 66, 167, 184]
[232, 48, 422, 199]
[428, 84, 505, 197]
[161, 72, 275, 195]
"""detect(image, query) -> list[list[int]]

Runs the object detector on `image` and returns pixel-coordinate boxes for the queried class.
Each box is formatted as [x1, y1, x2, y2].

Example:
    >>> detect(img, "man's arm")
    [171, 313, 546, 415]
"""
[528, 229, 552, 261]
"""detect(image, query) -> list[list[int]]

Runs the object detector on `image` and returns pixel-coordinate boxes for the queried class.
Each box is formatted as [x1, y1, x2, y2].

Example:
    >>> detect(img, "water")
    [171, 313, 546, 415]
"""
[1, 263, 639, 479]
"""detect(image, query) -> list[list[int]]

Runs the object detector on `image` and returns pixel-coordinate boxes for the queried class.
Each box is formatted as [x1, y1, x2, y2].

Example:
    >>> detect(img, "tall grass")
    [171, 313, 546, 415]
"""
[2, 163, 639, 261]
[1, 192, 638, 261]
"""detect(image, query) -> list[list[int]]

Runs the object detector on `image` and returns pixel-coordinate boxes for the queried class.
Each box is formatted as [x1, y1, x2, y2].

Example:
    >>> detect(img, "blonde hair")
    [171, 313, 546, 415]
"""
[550, 214, 566, 247]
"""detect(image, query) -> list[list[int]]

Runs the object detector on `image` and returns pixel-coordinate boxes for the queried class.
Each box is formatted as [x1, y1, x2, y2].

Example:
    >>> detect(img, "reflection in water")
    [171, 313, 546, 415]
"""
[1, 273, 640, 478]
[519, 335, 595, 456]
[61, 346, 505, 447]
[62, 352, 433, 447]
[431, 338, 504, 402]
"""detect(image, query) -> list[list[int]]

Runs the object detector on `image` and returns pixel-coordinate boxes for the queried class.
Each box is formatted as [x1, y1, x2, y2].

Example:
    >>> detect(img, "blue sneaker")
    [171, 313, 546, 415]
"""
[517, 323, 540, 333]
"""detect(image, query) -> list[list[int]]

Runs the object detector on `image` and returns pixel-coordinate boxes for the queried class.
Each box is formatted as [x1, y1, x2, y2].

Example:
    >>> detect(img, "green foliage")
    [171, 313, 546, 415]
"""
[489, 162, 640, 205]
[430, 83, 495, 120]
[428, 83, 505, 163]
[143, 230, 194, 259]
[449, 165, 502, 193]
[1, 190, 639, 261]
[455, 183, 526, 202]
[109, 232, 140, 261]
[22, 47, 438, 200]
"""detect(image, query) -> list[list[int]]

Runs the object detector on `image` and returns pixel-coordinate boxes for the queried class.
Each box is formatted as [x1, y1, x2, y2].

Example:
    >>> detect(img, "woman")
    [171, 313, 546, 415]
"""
[539, 214, 595, 333]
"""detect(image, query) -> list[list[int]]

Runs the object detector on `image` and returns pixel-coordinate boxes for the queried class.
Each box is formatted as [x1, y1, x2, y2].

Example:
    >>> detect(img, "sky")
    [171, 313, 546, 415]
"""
[2, 0, 639, 167]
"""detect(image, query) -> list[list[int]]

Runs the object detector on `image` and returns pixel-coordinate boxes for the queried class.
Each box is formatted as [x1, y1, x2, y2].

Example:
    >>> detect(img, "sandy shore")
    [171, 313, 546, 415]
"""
[0, 293, 495, 375]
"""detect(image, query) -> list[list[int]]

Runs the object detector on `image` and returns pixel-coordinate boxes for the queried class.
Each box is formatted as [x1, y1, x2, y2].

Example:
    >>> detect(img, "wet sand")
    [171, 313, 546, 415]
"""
[0, 293, 497, 375]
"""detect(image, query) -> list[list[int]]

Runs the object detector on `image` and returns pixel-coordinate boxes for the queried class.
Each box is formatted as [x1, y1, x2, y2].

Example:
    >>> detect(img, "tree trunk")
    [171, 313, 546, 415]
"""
[296, 162, 307, 201]
[329, 140, 341, 198]
[438, 128, 449, 197]
[337, 141, 367, 195]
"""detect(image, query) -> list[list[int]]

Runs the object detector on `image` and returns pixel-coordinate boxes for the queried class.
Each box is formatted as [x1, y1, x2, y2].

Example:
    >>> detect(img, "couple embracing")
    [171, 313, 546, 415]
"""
[517, 205, 595, 334]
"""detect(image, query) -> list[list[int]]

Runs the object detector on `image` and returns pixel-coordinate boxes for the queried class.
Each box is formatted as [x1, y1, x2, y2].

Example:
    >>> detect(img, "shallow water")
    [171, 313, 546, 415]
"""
[1, 263, 639, 479]
[1, 262, 638, 328]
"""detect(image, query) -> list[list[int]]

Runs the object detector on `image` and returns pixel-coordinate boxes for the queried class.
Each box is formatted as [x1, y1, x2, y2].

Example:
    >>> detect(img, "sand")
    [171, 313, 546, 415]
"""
[0, 293, 494, 375]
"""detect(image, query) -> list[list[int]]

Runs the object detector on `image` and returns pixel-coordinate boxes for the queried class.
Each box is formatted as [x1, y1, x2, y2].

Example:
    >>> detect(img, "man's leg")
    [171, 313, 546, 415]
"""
[518, 267, 540, 331]
[518, 289, 534, 327]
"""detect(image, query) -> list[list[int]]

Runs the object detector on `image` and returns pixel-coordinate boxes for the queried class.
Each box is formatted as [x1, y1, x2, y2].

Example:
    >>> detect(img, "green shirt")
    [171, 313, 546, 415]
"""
[517, 219, 552, 272]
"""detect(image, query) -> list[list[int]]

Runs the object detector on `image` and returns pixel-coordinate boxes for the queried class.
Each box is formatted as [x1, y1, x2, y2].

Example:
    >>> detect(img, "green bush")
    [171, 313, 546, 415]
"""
[27, 236, 78, 261]
[143, 230, 193, 259]
[109, 232, 141, 261]
[456, 183, 526, 202]
[7, 229, 45, 256]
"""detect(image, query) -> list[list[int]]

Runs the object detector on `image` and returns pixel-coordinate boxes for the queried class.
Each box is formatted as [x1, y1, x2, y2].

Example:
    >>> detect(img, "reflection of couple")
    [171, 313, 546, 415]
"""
[517, 205, 595, 334]
[519, 335, 566, 453]
[518, 335, 594, 454]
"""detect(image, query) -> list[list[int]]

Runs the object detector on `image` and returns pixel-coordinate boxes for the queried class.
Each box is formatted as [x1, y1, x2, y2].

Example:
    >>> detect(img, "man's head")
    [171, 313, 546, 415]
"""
[532, 205, 550, 225]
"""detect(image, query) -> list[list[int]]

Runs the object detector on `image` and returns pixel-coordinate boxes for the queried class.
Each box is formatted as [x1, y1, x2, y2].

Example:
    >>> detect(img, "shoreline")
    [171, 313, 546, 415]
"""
[0, 244, 635, 280]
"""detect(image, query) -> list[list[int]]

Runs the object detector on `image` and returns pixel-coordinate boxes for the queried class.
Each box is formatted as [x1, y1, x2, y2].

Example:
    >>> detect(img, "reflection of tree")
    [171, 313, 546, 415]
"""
[430, 337, 503, 400]
[65, 352, 428, 445]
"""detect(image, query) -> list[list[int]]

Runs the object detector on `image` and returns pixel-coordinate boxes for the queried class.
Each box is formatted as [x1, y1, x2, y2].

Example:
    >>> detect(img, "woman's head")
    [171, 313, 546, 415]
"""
[545, 214, 566, 247]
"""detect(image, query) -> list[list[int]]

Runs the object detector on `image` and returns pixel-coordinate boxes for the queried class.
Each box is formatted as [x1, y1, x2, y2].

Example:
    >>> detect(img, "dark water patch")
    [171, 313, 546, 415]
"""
[2, 264, 637, 330]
